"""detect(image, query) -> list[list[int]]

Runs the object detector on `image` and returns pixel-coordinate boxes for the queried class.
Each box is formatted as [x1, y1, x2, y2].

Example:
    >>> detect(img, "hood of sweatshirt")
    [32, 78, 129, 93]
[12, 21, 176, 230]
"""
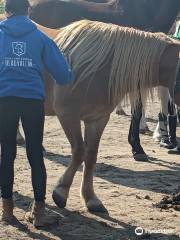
[0, 15, 37, 37]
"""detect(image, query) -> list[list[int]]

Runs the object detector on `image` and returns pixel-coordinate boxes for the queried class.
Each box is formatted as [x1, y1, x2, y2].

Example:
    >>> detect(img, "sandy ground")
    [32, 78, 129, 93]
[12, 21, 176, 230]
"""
[0, 99, 180, 240]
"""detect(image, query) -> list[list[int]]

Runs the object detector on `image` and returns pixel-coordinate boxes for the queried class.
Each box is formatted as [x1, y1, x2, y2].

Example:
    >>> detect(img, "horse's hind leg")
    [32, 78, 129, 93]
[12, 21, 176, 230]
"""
[116, 102, 126, 115]
[139, 108, 150, 134]
[81, 115, 110, 212]
[52, 114, 84, 208]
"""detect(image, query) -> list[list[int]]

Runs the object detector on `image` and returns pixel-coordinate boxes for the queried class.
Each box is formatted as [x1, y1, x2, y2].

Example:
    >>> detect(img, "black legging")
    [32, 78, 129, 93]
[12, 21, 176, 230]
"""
[0, 97, 46, 201]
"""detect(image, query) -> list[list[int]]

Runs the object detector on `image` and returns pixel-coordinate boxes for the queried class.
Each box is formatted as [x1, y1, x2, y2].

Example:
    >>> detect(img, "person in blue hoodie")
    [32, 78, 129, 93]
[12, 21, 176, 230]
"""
[0, 0, 73, 227]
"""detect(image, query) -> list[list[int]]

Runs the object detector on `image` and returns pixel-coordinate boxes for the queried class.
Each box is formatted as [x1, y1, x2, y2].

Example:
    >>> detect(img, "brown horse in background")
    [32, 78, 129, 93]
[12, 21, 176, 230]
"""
[29, 0, 180, 33]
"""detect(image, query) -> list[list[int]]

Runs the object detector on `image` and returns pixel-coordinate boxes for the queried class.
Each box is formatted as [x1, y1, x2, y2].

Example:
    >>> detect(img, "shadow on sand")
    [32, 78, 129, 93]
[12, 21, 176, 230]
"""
[5, 192, 178, 240]
[44, 151, 180, 195]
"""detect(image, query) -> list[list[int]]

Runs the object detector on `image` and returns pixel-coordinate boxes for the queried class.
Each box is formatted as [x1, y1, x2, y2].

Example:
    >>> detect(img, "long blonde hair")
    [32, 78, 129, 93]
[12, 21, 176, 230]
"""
[56, 20, 175, 108]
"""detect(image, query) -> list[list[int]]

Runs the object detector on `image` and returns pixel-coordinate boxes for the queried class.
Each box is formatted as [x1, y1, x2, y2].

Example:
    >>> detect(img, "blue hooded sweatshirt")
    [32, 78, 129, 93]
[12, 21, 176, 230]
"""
[0, 15, 73, 100]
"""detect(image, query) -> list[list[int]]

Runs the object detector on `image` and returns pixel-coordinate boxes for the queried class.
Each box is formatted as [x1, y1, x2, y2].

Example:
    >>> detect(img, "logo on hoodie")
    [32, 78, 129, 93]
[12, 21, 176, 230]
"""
[12, 42, 26, 57]
[1, 41, 33, 67]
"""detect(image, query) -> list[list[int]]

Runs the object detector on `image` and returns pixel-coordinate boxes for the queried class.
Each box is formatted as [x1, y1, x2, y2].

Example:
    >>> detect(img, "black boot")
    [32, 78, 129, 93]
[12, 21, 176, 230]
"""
[167, 107, 179, 154]
[158, 113, 170, 148]
[168, 115, 178, 149]
[168, 146, 180, 154]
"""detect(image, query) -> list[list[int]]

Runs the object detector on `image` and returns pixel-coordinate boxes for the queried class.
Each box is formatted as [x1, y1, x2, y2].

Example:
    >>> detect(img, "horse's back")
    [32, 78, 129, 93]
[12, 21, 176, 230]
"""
[29, 0, 180, 33]
[30, 0, 86, 28]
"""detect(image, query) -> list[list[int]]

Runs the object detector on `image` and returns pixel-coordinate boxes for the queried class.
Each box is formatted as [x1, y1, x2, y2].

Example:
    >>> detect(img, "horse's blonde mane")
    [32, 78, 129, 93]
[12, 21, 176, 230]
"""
[56, 20, 174, 109]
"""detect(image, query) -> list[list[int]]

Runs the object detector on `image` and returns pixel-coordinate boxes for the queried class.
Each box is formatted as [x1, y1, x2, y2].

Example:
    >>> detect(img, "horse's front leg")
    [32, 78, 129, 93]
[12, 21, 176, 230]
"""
[81, 115, 110, 212]
[128, 100, 148, 161]
[52, 113, 85, 208]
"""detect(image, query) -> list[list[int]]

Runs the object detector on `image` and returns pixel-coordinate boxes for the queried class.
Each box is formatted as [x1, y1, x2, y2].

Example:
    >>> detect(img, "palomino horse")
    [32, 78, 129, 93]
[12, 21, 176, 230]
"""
[28, 0, 180, 161]
[40, 20, 180, 212]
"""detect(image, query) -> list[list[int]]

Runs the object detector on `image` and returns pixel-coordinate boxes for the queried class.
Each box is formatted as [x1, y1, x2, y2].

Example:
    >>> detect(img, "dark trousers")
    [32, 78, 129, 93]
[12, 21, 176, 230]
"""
[0, 97, 46, 201]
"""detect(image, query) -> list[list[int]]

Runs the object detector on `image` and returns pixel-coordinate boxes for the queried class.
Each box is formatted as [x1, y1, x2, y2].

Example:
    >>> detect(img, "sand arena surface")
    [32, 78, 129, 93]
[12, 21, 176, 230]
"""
[0, 100, 180, 240]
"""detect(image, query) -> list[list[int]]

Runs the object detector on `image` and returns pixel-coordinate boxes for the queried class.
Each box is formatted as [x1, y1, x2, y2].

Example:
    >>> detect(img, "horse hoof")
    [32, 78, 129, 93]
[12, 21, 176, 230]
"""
[52, 191, 67, 208]
[139, 129, 146, 134]
[87, 203, 108, 213]
[116, 109, 127, 116]
[134, 154, 148, 162]
[86, 198, 108, 213]
[140, 127, 152, 135]
[168, 147, 180, 155]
